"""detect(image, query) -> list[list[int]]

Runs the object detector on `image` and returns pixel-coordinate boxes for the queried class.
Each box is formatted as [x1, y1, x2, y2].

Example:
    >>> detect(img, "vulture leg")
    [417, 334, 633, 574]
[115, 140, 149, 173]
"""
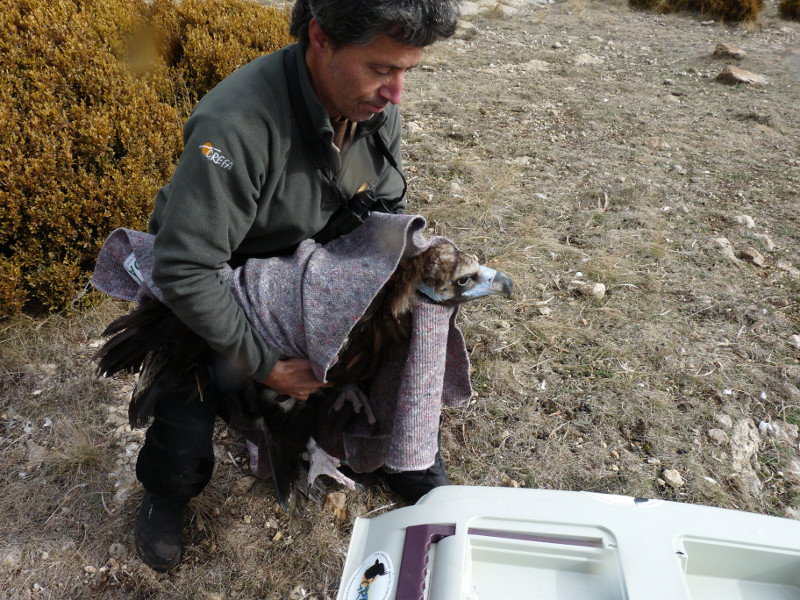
[332, 383, 376, 425]
[303, 437, 356, 492]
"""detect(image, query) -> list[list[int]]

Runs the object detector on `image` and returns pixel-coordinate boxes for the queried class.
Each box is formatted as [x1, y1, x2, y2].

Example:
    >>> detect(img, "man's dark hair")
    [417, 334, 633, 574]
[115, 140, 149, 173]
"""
[290, 0, 461, 48]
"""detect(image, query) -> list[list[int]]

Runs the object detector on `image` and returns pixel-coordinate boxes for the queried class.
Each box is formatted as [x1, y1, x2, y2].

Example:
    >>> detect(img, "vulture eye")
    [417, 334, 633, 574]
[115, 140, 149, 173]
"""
[456, 276, 472, 287]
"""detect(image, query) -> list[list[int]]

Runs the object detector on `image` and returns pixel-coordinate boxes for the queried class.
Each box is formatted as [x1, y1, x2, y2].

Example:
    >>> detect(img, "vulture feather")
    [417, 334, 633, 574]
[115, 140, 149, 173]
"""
[95, 240, 512, 510]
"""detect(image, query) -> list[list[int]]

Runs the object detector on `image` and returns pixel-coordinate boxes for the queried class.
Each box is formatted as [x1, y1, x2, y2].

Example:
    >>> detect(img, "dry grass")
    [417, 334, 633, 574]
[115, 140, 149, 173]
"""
[2, 1, 800, 598]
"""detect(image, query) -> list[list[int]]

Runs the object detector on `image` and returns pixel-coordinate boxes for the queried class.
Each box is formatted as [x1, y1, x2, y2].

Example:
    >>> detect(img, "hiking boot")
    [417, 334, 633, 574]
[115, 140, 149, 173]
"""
[383, 448, 450, 503]
[135, 490, 185, 571]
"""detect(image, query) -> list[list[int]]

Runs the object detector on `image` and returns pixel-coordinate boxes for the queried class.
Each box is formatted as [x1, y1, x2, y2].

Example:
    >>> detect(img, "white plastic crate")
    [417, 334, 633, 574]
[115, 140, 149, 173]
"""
[336, 486, 800, 600]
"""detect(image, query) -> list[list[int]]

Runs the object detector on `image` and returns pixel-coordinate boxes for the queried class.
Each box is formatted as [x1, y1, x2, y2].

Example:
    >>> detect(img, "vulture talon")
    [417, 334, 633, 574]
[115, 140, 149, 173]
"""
[332, 383, 376, 425]
[303, 437, 357, 491]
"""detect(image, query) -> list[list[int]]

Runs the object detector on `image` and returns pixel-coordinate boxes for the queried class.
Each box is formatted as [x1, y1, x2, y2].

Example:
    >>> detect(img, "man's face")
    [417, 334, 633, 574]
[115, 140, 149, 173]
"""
[307, 23, 423, 122]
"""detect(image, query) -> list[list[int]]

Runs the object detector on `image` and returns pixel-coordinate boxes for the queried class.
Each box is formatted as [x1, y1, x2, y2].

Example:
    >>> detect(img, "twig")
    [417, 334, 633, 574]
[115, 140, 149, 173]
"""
[361, 503, 397, 518]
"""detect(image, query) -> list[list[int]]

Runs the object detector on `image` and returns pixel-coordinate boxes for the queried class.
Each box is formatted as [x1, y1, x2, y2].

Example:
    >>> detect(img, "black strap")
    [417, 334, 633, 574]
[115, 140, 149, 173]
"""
[284, 45, 337, 193]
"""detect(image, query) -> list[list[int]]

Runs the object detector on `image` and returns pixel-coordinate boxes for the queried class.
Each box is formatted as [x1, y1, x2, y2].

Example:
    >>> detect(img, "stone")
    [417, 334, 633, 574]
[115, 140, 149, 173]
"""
[324, 492, 348, 521]
[644, 137, 670, 150]
[108, 543, 128, 560]
[707, 428, 729, 445]
[454, 20, 479, 40]
[785, 459, 800, 485]
[748, 232, 774, 251]
[733, 214, 756, 228]
[715, 414, 733, 429]
[738, 247, 765, 267]
[662, 469, 684, 488]
[729, 419, 762, 496]
[568, 281, 606, 299]
[716, 65, 768, 85]
[575, 53, 604, 66]
[785, 507, 800, 520]
[777, 260, 800, 279]
[403, 121, 424, 135]
[232, 476, 257, 497]
[713, 43, 746, 60]
[791, 334, 800, 349]
[713, 237, 741, 264]
[1, 549, 21, 568]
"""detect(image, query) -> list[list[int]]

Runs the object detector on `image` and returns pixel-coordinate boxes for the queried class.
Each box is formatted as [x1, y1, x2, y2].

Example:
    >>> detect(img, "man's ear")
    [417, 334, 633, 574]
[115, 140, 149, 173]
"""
[307, 18, 332, 53]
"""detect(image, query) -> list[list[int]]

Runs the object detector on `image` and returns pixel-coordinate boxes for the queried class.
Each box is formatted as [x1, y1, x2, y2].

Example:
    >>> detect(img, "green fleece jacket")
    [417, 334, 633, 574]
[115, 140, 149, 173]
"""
[149, 43, 406, 381]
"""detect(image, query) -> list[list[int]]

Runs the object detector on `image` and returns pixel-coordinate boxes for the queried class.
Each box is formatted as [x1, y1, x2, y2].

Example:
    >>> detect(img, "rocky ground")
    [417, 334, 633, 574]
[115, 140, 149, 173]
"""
[1, 0, 800, 598]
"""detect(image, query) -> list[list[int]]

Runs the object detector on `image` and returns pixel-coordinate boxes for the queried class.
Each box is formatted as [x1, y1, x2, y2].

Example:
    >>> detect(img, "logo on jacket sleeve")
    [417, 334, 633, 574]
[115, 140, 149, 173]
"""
[199, 142, 234, 171]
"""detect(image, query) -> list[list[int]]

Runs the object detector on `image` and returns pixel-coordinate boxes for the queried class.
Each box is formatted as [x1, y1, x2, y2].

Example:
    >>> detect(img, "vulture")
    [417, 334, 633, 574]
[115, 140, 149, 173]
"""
[94, 216, 513, 510]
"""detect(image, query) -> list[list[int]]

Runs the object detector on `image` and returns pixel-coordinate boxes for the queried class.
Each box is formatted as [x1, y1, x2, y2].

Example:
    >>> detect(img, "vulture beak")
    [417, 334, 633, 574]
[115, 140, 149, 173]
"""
[462, 266, 514, 301]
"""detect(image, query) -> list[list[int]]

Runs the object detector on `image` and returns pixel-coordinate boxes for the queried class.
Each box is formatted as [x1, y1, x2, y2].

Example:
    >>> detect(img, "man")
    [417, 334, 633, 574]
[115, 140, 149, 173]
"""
[135, 0, 461, 571]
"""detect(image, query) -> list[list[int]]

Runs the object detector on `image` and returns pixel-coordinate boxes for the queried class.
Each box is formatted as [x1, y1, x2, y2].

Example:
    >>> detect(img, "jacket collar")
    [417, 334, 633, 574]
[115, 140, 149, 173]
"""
[293, 42, 387, 148]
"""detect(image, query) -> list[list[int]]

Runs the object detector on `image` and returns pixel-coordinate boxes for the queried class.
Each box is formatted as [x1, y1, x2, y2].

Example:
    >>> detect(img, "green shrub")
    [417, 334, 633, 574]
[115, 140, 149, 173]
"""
[629, 0, 762, 21]
[779, 0, 800, 20]
[0, 0, 292, 316]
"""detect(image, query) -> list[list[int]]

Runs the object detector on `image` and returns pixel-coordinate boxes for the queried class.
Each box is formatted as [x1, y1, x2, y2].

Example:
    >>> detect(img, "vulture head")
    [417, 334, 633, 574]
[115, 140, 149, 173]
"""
[375, 241, 512, 325]
[415, 244, 513, 306]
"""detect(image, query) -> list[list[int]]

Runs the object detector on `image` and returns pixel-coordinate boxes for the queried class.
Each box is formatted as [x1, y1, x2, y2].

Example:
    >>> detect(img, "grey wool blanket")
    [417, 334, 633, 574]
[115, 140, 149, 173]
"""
[92, 213, 472, 472]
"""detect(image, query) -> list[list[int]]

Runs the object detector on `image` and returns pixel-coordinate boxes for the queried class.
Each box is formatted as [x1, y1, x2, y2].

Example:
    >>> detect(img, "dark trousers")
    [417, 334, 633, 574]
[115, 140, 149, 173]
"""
[135, 376, 220, 504]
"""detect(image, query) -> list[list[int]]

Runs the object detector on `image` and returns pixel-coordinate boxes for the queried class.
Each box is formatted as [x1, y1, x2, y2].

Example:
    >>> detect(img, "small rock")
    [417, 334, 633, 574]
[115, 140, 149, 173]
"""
[574, 53, 604, 66]
[454, 20, 478, 40]
[84, 566, 97, 575]
[324, 492, 348, 520]
[777, 260, 800, 279]
[785, 459, 800, 485]
[108, 543, 128, 560]
[749, 232, 774, 251]
[790, 334, 800, 349]
[243, 515, 252, 524]
[404, 121, 424, 135]
[2, 549, 20, 568]
[717, 65, 768, 85]
[715, 414, 733, 429]
[707, 428, 729, 445]
[738, 247, 765, 267]
[646, 457, 662, 466]
[289, 585, 309, 600]
[662, 469, 684, 488]
[713, 43, 746, 60]
[568, 281, 606, 299]
[785, 507, 800, 520]
[232, 476, 257, 496]
[644, 137, 670, 150]
[730, 419, 762, 496]
[758, 420, 775, 436]
[733, 214, 756, 228]
[714, 237, 741, 264]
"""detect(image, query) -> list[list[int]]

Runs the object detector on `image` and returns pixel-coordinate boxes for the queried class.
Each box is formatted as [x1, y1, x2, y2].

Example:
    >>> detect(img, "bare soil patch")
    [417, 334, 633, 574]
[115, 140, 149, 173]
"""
[2, 1, 800, 598]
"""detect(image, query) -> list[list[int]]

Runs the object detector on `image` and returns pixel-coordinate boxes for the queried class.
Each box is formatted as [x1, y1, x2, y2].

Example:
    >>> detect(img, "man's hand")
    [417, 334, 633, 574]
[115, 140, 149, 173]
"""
[262, 358, 331, 400]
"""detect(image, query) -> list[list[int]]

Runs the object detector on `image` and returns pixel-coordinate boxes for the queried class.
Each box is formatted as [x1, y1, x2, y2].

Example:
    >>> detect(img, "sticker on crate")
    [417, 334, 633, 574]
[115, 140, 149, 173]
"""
[342, 551, 394, 600]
